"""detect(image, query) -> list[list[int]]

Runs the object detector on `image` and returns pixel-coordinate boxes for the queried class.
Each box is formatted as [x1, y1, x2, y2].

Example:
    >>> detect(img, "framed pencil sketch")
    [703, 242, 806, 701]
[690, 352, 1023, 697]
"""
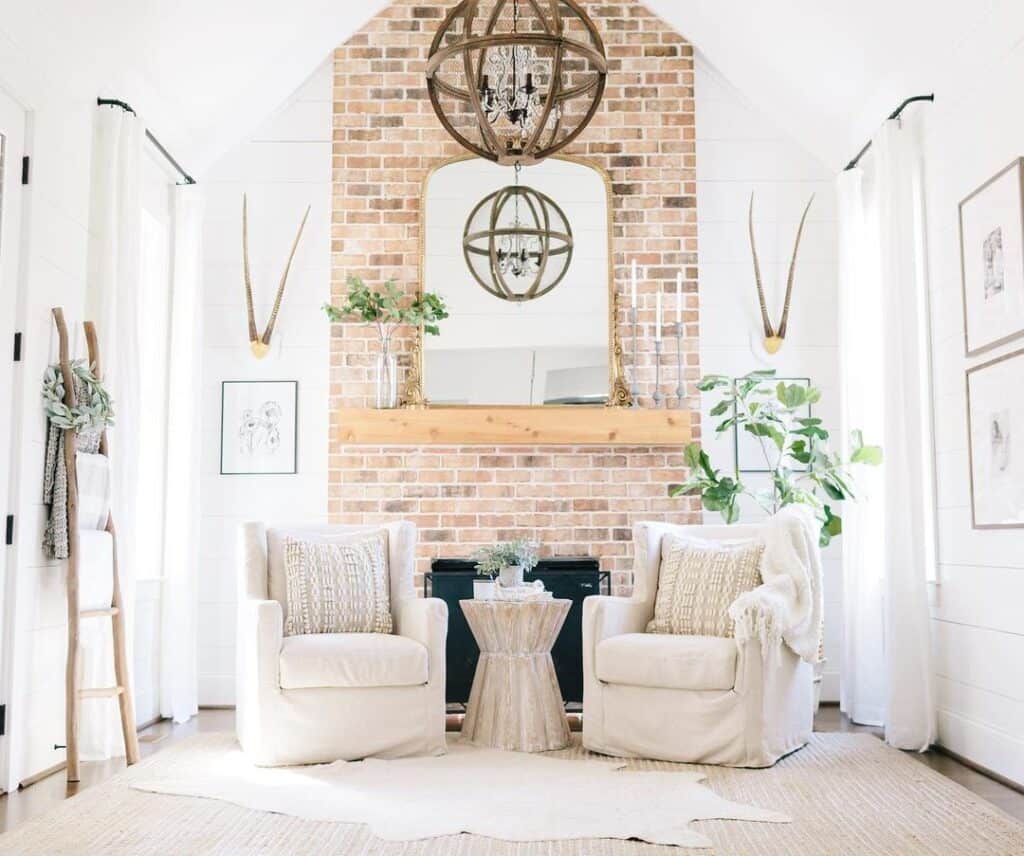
[220, 381, 298, 475]
[734, 377, 812, 473]
[966, 348, 1024, 528]
[959, 158, 1024, 355]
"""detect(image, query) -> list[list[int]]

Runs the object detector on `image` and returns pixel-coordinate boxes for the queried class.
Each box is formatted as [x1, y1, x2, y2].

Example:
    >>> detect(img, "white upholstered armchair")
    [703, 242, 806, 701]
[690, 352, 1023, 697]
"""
[583, 522, 814, 768]
[236, 521, 447, 766]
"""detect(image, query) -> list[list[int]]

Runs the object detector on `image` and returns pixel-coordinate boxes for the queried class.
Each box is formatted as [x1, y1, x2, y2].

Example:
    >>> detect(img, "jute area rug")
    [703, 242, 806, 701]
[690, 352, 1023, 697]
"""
[3, 732, 1024, 855]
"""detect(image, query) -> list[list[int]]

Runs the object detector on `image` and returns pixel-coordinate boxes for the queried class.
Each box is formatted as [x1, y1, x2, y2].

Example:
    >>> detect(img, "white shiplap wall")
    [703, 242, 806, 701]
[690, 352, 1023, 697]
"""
[1, 78, 104, 787]
[197, 60, 332, 705]
[1, 96, 174, 784]
[921, 24, 1024, 786]
[695, 56, 842, 699]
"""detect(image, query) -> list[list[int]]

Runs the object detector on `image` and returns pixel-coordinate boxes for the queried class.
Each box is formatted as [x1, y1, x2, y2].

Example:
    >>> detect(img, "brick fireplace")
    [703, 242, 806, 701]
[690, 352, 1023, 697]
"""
[329, 0, 701, 592]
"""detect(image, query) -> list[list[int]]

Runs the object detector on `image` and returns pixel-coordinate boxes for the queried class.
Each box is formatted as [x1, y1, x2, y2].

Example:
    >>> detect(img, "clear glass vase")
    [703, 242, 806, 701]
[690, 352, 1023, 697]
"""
[375, 349, 399, 409]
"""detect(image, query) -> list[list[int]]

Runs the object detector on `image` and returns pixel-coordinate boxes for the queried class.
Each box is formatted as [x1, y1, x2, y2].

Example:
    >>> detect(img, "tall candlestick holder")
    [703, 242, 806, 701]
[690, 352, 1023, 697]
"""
[629, 305, 640, 406]
[674, 322, 686, 408]
[653, 339, 664, 408]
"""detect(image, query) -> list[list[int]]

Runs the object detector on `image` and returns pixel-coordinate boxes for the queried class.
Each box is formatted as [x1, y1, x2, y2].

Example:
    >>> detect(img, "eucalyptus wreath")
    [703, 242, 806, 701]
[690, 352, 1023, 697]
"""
[42, 360, 115, 432]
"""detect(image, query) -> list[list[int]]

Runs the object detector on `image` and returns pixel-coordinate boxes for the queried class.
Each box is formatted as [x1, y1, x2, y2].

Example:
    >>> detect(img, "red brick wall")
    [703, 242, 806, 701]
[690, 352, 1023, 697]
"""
[330, 0, 701, 591]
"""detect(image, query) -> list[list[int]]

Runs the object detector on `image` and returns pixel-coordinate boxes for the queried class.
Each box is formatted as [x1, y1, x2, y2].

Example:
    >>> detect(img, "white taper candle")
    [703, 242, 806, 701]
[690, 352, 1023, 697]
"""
[655, 290, 663, 341]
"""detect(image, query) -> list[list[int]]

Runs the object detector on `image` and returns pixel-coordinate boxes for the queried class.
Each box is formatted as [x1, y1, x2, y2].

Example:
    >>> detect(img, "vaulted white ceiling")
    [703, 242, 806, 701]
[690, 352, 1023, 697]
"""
[2, 0, 1022, 175]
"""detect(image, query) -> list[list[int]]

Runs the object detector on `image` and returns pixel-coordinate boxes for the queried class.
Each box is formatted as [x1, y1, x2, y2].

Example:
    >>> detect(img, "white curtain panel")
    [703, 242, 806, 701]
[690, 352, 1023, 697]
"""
[837, 115, 937, 751]
[837, 170, 887, 728]
[81, 104, 144, 759]
[159, 185, 203, 723]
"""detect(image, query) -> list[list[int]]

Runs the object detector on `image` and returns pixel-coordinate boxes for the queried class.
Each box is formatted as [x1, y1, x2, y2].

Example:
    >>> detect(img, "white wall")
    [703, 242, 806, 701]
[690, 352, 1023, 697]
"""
[0, 34, 161, 786]
[0, 48, 111, 788]
[197, 60, 332, 705]
[920, 24, 1024, 785]
[695, 55, 842, 699]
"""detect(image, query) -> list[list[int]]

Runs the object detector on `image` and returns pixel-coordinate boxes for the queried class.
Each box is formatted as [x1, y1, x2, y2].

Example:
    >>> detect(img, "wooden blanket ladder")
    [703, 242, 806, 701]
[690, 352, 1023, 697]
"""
[52, 307, 140, 783]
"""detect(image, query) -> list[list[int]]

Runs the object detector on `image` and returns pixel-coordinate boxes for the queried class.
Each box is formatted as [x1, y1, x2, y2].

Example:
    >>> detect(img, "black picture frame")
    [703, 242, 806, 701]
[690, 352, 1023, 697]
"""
[733, 376, 813, 474]
[220, 380, 299, 476]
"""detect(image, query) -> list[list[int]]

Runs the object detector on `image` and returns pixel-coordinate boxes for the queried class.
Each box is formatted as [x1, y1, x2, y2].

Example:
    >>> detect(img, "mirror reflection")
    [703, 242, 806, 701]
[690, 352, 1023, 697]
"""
[422, 156, 611, 406]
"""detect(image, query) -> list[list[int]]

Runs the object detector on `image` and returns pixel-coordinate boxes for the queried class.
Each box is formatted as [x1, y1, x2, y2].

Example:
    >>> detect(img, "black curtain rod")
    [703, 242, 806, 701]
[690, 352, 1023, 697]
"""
[96, 97, 197, 185]
[844, 94, 934, 171]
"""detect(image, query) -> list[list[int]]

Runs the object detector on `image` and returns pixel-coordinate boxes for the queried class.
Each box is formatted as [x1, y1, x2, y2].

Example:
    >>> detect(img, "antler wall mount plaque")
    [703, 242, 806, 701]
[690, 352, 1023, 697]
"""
[748, 193, 814, 355]
[242, 194, 311, 359]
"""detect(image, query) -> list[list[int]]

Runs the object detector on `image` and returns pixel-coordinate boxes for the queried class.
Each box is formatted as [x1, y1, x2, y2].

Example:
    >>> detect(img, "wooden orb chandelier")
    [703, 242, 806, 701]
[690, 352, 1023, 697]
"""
[463, 171, 573, 302]
[426, 0, 608, 166]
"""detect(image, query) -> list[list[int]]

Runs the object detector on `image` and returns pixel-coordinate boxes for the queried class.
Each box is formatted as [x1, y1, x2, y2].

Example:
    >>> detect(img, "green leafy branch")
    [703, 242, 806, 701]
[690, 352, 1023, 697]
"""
[672, 370, 882, 546]
[322, 275, 450, 345]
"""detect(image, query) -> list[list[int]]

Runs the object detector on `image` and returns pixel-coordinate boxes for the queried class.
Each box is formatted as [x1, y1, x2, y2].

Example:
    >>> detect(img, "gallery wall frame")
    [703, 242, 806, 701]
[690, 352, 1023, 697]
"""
[220, 380, 299, 475]
[965, 347, 1024, 529]
[959, 157, 1024, 356]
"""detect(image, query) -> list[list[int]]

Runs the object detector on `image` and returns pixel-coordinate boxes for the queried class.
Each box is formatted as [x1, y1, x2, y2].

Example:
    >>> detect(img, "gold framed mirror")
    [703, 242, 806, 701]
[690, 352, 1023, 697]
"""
[405, 154, 630, 408]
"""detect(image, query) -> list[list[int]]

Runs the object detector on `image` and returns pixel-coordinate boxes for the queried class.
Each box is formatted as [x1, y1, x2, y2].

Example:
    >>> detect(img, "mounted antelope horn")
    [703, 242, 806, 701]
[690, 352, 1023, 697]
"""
[261, 205, 311, 348]
[242, 195, 312, 359]
[777, 194, 814, 340]
[748, 192, 814, 355]
[243, 194, 259, 347]
[748, 193, 775, 342]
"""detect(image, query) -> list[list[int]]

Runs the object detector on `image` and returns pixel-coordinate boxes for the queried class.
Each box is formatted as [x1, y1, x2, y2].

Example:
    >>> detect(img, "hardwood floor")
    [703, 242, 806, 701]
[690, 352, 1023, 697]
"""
[1, 706, 1021, 837]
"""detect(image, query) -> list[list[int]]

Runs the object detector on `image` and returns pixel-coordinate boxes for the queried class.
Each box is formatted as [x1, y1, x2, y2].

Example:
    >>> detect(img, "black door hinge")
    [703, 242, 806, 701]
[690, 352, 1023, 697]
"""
[20, 155, 29, 185]
[13, 332, 21, 362]
[4, 515, 13, 546]
[0, 705, 6, 737]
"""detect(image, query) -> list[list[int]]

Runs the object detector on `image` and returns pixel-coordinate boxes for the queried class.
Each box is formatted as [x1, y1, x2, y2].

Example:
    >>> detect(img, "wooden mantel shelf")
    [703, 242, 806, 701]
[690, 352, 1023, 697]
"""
[333, 407, 693, 446]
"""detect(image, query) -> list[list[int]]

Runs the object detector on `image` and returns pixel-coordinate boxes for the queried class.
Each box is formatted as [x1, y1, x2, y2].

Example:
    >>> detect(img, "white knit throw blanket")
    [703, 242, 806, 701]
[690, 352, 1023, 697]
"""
[728, 505, 823, 664]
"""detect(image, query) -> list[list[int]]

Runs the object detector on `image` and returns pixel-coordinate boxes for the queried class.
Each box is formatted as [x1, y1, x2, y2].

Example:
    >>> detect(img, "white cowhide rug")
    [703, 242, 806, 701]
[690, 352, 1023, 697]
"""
[130, 738, 788, 848]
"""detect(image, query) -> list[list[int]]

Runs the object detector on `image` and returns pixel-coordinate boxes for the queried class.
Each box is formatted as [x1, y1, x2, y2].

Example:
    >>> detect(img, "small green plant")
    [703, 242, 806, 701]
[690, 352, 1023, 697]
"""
[322, 276, 449, 344]
[472, 539, 540, 579]
[42, 361, 115, 432]
[672, 370, 882, 546]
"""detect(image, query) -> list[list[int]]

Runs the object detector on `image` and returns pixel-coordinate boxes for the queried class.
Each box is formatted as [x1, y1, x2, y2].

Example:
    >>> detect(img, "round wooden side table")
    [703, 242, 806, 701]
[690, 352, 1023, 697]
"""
[459, 598, 572, 752]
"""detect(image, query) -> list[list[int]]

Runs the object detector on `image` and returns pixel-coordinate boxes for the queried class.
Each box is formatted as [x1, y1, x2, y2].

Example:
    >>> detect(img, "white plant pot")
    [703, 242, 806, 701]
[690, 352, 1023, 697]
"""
[498, 564, 525, 588]
[473, 579, 497, 601]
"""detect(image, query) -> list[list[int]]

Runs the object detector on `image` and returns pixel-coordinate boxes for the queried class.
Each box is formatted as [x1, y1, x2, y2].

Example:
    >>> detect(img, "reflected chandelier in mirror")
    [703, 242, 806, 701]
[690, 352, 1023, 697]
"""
[463, 164, 574, 302]
[408, 155, 629, 409]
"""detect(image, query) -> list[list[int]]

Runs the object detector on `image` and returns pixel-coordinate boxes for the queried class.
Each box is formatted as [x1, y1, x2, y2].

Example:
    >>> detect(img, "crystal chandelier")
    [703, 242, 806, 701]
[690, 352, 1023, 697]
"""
[426, 0, 607, 166]
[463, 165, 573, 302]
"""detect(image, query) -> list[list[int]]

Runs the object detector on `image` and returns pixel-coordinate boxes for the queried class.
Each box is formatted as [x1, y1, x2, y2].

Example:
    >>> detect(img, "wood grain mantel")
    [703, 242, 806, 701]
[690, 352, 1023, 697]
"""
[333, 407, 693, 446]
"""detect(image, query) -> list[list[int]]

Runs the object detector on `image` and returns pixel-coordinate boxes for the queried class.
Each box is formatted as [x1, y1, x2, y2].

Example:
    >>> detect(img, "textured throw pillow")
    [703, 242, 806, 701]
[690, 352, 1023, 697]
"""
[646, 535, 764, 638]
[283, 530, 392, 636]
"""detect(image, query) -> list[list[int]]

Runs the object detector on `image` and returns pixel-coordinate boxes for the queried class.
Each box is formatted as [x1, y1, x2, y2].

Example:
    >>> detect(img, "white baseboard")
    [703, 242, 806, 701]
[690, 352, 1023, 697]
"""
[937, 707, 1024, 788]
[198, 676, 235, 707]
[820, 669, 840, 703]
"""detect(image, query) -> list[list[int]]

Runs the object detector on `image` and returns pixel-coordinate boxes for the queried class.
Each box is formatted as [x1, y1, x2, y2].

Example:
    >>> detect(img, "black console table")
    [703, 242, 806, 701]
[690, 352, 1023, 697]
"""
[425, 558, 609, 710]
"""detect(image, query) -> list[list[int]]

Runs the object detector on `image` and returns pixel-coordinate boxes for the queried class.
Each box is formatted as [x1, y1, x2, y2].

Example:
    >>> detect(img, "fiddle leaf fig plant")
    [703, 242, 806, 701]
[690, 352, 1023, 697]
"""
[672, 370, 882, 546]
[322, 275, 450, 343]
